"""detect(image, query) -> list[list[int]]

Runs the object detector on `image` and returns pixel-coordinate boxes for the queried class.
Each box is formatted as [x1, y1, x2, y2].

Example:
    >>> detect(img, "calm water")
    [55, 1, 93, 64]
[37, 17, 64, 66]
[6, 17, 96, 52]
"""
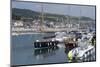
[11, 33, 96, 66]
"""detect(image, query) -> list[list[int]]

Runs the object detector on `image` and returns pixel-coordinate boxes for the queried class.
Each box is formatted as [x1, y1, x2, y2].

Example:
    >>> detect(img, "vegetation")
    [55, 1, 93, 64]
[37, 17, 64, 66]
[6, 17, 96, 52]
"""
[12, 8, 94, 21]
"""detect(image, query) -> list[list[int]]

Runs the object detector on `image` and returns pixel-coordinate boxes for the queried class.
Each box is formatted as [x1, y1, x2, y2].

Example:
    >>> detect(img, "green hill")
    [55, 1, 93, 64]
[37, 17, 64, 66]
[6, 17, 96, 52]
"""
[12, 8, 94, 21]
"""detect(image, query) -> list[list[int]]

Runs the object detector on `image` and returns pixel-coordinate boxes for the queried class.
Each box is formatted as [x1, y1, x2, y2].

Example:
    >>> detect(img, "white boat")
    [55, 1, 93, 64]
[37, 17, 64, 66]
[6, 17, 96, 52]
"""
[54, 32, 68, 42]
[68, 45, 95, 60]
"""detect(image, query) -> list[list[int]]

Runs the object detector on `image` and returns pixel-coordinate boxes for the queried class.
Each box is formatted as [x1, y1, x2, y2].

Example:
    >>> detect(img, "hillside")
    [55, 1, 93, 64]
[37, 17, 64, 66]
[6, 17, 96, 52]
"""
[12, 8, 94, 21]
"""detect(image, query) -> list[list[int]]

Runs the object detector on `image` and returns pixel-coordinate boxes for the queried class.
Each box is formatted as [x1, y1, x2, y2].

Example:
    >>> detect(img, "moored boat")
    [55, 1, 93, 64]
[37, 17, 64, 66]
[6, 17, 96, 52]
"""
[34, 39, 59, 49]
[68, 45, 95, 60]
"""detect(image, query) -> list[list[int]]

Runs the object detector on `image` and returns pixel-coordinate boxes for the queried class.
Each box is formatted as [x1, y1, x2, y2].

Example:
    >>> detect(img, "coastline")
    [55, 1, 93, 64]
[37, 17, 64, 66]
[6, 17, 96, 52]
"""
[11, 32, 52, 36]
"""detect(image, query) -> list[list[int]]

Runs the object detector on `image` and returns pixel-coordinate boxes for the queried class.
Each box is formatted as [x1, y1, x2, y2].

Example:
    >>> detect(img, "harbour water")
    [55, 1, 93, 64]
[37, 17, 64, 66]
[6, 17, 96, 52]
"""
[11, 33, 96, 66]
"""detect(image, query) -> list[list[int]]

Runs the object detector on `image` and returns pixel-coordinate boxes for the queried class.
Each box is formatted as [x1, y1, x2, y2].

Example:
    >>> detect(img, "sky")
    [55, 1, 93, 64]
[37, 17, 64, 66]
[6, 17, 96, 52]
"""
[12, 1, 96, 20]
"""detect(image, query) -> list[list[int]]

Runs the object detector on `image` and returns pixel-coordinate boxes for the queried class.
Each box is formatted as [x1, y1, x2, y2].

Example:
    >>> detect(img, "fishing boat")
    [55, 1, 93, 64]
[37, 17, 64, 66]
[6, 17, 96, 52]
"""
[34, 39, 59, 49]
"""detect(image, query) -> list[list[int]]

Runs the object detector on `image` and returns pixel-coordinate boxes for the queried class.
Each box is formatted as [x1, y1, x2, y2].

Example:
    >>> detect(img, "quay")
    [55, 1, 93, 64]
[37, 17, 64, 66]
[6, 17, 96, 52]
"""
[12, 27, 80, 33]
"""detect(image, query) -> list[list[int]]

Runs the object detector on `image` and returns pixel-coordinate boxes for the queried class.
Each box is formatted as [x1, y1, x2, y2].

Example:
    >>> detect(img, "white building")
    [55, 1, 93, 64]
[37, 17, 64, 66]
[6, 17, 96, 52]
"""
[13, 21, 24, 27]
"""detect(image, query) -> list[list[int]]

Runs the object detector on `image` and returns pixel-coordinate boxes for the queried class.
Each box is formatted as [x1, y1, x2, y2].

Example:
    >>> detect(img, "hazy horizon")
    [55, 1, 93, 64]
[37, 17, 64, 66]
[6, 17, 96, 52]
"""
[12, 1, 96, 20]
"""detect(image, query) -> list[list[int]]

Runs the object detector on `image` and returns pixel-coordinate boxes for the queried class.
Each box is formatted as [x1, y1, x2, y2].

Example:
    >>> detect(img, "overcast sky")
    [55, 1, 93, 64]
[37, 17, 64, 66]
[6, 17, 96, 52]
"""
[12, 1, 95, 20]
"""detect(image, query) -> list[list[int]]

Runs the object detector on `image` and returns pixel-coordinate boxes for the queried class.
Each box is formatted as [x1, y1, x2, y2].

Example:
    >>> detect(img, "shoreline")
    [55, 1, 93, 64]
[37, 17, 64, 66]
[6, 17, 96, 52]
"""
[11, 32, 53, 36]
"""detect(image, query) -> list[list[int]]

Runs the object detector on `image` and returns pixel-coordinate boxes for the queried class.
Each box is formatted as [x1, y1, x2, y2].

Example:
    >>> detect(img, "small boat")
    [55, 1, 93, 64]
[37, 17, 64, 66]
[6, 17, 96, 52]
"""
[68, 45, 95, 60]
[34, 32, 68, 49]
[64, 36, 77, 48]
[54, 32, 68, 42]
[34, 39, 59, 49]
[43, 32, 68, 43]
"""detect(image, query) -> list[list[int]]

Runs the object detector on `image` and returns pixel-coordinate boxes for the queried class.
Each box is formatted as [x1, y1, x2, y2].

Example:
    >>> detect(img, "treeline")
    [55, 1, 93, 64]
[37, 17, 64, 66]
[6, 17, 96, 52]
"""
[12, 8, 94, 21]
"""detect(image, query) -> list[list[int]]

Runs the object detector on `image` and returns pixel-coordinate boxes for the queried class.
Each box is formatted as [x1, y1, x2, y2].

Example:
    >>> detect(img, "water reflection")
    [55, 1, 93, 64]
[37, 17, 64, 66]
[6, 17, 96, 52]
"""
[34, 46, 59, 59]
[11, 34, 96, 65]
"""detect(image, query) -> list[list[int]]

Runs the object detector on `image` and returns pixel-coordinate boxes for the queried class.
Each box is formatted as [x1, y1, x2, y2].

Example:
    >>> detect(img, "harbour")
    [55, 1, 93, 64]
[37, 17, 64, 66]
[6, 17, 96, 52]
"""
[11, 1, 96, 66]
[11, 32, 96, 66]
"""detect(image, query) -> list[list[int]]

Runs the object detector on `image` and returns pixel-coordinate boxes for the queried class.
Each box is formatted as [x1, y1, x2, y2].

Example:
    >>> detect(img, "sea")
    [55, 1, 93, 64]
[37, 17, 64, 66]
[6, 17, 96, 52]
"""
[11, 33, 96, 66]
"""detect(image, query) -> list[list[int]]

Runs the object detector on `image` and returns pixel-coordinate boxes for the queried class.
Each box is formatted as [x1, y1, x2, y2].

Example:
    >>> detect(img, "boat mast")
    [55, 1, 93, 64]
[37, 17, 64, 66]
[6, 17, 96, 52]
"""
[68, 5, 71, 32]
[41, 3, 44, 26]
[40, 3, 44, 32]
[79, 8, 81, 31]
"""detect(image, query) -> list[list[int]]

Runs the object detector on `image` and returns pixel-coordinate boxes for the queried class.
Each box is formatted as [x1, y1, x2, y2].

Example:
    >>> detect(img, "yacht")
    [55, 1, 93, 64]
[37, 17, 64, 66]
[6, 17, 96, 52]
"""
[68, 45, 95, 60]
